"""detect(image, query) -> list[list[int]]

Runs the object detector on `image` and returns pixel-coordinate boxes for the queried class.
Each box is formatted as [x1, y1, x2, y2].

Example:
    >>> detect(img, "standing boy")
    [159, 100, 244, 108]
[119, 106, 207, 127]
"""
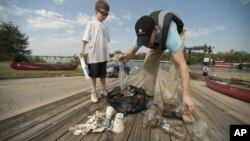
[80, 0, 110, 103]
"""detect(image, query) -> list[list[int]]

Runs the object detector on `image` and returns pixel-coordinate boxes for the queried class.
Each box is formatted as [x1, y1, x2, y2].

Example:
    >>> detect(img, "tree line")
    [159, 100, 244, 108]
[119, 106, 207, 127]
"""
[1, 22, 249, 64]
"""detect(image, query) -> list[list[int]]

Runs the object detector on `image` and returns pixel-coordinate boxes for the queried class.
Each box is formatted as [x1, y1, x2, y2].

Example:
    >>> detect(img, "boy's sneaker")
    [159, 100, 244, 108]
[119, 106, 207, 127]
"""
[91, 92, 98, 103]
[101, 89, 109, 97]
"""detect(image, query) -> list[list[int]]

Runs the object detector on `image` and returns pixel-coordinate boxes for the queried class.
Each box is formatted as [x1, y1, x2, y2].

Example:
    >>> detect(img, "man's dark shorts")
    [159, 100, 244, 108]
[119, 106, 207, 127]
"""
[88, 61, 107, 78]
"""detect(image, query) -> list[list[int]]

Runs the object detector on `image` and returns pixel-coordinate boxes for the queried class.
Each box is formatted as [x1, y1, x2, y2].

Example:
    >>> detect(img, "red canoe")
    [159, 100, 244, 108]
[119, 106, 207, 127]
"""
[214, 61, 233, 67]
[10, 61, 78, 71]
[205, 77, 250, 103]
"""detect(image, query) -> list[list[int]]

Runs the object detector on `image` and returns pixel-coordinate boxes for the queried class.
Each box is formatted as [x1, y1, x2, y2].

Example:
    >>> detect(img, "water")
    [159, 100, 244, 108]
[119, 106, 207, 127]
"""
[126, 60, 250, 73]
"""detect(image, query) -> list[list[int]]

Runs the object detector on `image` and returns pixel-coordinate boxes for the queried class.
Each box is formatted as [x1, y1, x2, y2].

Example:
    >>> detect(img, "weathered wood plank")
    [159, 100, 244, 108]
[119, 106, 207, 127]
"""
[0, 78, 93, 129]
[7, 98, 93, 141]
[0, 93, 89, 140]
[112, 113, 138, 141]
[56, 101, 107, 141]
[34, 93, 110, 141]
[127, 112, 145, 141]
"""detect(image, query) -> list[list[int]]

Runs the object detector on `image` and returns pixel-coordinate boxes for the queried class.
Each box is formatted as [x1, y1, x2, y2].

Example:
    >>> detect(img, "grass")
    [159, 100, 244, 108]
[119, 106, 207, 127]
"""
[0, 61, 83, 77]
[191, 70, 250, 81]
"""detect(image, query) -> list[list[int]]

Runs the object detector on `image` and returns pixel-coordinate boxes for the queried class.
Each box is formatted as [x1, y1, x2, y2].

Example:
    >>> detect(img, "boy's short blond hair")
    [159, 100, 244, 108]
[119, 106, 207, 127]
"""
[95, 0, 110, 11]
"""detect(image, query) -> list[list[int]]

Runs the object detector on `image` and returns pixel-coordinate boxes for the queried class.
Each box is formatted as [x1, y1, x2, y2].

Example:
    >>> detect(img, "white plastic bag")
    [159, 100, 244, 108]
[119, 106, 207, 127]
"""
[79, 56, 90, 79]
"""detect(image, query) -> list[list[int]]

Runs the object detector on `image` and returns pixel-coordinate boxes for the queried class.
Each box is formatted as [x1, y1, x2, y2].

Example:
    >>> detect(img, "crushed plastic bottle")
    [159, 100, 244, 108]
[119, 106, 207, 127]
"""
[142, 104, 162, 128]
[174, 104, 185, 118]
[142, 110, 149, 128]
[162, 118, 183, 126]
[148, 104, 156, 121]
[191, 119, 208, 141]
[147, 104, 157, 127]
[161, 123, 186, 140]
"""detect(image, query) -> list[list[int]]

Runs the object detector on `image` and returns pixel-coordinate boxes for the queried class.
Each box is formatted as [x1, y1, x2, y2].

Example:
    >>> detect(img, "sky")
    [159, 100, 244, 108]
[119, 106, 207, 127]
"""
[0, 0, 250, 56]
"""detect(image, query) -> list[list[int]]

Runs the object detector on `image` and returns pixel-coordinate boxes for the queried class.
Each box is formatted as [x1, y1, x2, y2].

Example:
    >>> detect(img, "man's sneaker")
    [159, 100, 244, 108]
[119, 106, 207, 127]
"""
[91, 92, 98, 103]
[101, 89, 109, 97]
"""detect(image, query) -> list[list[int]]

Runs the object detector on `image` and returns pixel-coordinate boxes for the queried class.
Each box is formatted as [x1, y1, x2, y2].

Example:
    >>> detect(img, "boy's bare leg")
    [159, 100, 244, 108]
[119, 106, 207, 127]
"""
[100, 78, 108, 96]
[90, 77, 98, 103]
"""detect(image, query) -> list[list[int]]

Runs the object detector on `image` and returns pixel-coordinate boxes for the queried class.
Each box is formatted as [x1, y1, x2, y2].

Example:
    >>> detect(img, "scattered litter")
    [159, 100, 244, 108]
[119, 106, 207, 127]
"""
[69, 110, 110, 136]
[161, 123, 186, 140]
[69, 107, 125, 136]
[142, 102, 208, 140]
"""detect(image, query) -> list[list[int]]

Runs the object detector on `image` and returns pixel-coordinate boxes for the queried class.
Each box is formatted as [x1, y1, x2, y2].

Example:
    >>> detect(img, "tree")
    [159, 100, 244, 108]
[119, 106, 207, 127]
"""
[0, 22, 31, 61]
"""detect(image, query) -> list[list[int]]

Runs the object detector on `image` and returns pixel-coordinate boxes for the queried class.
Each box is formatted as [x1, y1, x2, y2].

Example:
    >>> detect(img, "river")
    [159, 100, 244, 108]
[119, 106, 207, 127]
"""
[126, 60, 250, 73]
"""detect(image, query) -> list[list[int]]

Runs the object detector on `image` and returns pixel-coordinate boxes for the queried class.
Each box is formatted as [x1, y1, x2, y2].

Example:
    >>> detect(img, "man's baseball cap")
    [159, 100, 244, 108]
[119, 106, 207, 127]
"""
[135, 16, 156, 47]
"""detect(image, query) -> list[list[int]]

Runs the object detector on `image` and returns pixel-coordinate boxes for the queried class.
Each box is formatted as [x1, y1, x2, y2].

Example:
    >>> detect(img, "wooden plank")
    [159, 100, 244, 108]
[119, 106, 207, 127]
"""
[127, 113, 146, 141]
[112, 113, 138, 141]
[57, 101, 107, 141]
[0, 79, 92, 129]
[34, 102, 94, 141]
[6, 97, 93, 141]
[0, 92, 90, 140]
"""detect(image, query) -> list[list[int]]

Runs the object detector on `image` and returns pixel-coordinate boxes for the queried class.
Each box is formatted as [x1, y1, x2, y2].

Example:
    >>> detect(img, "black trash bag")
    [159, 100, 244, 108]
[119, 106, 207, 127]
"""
[107, 85, 148, 115]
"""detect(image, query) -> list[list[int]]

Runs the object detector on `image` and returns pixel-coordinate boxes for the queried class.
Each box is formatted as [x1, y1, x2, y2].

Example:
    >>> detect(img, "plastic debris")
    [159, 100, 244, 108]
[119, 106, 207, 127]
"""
[111, 113, 125, 133]
[161, 123, 186, 140]
[68, 110, 112, 136]
[191, 119, 208, 141]
[182, 112, 194, 123]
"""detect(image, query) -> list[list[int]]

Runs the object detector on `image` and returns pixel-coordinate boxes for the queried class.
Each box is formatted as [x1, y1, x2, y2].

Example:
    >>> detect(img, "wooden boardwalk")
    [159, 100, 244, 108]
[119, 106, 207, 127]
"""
[0, 70, 250, 141]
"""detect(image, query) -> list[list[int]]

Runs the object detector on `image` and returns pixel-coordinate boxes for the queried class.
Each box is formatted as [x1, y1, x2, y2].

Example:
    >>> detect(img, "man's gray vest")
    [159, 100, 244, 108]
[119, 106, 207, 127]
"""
[149, 10, 184, 50]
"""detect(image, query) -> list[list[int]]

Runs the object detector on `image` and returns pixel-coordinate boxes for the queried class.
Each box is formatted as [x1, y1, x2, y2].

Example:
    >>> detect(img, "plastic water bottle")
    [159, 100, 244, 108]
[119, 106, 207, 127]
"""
[192, 119, 208, 141]
[148, 104, 156, 121]
[142, 110, 149, 128]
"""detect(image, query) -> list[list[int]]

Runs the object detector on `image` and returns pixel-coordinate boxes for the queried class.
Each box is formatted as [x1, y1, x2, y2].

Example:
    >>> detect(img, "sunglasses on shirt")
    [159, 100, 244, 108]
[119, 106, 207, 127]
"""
[98, 9, 109, 16]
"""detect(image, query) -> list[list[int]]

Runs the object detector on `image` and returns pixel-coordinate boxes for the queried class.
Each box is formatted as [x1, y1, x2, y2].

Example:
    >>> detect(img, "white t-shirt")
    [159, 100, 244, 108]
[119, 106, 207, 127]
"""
[82, 19, 110, 64]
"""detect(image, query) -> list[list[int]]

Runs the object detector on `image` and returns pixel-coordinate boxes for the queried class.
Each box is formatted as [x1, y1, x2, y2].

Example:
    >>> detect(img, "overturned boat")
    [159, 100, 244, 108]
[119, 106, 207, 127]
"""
[205, 77, 250, 103]
[10, 61, 78, 71]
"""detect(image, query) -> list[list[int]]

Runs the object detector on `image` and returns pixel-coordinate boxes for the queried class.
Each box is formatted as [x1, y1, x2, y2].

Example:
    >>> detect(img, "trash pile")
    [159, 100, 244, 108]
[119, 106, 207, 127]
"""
[107, 61, 148, 115]
[142, 103, 208, 140]
[69, 106, 125, 136]
[69, 61, 208, 140]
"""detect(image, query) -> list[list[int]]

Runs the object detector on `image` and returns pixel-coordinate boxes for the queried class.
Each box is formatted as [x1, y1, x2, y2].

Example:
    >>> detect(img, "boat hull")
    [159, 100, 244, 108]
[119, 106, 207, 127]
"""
[10, 61, 77, 71]
[205, 78, 250, 103]
[214, 61, 233, 67]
